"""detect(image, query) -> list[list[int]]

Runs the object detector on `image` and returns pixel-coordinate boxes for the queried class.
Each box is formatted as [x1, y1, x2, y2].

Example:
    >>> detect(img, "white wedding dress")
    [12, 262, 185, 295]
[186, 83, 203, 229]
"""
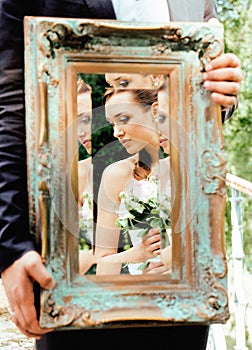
[79, 191, 93, 246]
[117, 170, 171, 275]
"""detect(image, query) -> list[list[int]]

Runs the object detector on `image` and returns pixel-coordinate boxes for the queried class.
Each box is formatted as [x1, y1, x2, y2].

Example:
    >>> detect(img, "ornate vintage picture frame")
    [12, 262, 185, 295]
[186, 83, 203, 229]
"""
[24, 17, 228, 329]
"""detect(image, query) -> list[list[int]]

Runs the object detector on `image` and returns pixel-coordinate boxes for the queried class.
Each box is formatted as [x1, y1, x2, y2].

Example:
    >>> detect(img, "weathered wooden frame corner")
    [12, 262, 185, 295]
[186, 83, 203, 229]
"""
[24, 16, 229, 330]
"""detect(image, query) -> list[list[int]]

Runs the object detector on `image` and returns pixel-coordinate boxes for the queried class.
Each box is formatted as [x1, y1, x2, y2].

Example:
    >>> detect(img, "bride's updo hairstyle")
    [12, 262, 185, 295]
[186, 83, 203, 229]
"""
[103, 87, 158, 181]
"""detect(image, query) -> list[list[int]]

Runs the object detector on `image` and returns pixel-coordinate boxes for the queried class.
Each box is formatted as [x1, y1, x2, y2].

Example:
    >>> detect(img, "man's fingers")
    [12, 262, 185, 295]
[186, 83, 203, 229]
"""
[202, 52, 243, 109]
[208, 18, 221, 25]
[23, 252, 55, 289]
[8, 282, 55, 338]
[203, 80, 240, 96]
[205, 53, 241, 71]
[210, 92, 238, 108]
[12, 317, 41, 340]
[2, 251, 55, 339]
[203, 68, 243, 84]
[11, 308, 52, 339]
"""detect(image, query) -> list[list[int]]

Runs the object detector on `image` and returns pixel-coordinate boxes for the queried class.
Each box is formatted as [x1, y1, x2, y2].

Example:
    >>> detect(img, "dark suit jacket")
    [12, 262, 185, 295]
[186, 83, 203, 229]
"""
[0, 0, 116, 274]
[0, 0, 222, 274]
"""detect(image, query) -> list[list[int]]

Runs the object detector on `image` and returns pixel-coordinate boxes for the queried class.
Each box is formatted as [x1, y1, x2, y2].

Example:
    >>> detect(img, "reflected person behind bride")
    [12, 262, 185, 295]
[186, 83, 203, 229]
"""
[141, 77, 173, 274]
[77, 77, 96, 275]
[94, 87, 172, 275]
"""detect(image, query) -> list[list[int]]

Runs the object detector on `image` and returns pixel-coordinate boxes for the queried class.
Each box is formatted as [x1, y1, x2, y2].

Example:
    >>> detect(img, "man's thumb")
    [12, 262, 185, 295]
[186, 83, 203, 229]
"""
[24, 251, 56, 289]
[38, 269, 56, 289]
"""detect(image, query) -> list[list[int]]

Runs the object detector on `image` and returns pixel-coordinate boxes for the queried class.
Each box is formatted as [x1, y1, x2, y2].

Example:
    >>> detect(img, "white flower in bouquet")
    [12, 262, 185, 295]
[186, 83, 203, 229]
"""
[129, 179, 157, 202]
[115, 178, 170, 239]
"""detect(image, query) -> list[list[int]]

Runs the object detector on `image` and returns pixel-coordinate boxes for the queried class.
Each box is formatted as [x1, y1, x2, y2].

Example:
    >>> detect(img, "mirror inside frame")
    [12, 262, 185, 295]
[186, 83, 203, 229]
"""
[77, 72, 173, 278]
[24, 17, 229, 329]
[67, 63, 184, 284]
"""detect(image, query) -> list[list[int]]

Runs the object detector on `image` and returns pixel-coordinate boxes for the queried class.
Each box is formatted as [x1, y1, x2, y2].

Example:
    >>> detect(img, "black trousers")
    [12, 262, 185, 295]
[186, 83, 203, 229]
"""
[36, 325, 210, 350]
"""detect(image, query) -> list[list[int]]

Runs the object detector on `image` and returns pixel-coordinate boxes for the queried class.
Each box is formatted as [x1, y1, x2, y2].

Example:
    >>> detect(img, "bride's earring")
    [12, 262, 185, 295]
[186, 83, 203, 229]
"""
[151, 74, 161, 88]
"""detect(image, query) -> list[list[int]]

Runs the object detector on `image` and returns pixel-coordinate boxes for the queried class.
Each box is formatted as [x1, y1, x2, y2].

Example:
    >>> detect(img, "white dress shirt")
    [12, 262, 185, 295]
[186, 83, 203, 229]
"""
[111, 0, 170, 23]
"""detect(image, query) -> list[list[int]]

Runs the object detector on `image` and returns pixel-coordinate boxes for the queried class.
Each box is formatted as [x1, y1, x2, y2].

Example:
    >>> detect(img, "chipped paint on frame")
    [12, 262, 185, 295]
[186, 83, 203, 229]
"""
[24, 17, 229, 330]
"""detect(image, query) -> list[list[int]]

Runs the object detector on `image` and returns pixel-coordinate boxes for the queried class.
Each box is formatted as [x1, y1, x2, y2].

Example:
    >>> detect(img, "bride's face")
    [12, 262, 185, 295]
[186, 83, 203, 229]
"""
[105, 73, 153, 89]
[105, 91, 159, 155]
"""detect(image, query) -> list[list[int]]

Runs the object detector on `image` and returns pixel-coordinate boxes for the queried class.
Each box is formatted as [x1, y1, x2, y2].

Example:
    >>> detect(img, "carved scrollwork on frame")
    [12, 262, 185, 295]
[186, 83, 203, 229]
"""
[161, 26, 223, 70]
[201, 148, 227, 196]
[40, 291, 79, 328]
[39, 284, 229, 329]
[208, 284, 229, 311]
[39, 21, 94, 58]
[37, 19, 223, 71]
[198, 261, 229, 319]
[25, 17, 229, 329]
[40, 300, 100, 329]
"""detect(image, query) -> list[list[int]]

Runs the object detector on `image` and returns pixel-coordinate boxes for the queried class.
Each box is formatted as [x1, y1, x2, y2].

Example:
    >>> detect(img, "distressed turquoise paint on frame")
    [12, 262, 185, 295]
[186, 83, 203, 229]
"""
[24, 17, 229, 330]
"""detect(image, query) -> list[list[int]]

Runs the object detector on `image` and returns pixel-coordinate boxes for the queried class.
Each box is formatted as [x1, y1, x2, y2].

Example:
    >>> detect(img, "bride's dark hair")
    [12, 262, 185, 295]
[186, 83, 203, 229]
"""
[103, 87, 158, 180]
[77, 77, 92, 94]
[133, 149, 152, 180]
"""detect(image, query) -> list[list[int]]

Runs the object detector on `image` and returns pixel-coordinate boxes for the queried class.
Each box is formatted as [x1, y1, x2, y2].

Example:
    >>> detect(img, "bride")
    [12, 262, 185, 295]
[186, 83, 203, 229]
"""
[94, 87, 171, 275]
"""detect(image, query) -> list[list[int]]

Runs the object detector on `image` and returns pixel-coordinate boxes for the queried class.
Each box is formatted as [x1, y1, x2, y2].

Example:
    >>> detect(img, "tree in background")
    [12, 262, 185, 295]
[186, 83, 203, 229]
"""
[216, 0, 252, 272]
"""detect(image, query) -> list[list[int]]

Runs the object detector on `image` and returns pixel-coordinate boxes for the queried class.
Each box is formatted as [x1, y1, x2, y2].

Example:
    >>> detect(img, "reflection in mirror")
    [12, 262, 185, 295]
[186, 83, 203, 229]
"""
[105, 73, 163, 90]
[77, 73, 172, 276]
[77, 77, 95, 275]
[24, 18, 228, 327]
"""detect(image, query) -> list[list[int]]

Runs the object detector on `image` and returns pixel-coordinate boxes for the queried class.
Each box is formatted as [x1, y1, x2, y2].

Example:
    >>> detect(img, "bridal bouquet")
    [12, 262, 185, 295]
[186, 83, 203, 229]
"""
[115, 178, 171, 243]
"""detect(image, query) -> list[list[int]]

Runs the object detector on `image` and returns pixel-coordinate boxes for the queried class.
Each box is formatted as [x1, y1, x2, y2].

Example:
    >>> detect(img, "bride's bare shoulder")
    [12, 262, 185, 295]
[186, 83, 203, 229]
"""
[102, 156, 137, 182]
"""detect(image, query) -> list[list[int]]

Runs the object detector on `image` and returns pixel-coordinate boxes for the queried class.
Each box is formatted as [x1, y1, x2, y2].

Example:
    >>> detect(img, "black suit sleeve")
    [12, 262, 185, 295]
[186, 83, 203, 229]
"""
[222, 103, 238, 123]
[0, 0, 40, 275]
[0, 0, 116, 275]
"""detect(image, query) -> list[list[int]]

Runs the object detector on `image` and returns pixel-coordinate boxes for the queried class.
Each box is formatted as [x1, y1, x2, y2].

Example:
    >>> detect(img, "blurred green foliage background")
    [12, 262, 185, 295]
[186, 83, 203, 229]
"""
[216, 0, 252, 272]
